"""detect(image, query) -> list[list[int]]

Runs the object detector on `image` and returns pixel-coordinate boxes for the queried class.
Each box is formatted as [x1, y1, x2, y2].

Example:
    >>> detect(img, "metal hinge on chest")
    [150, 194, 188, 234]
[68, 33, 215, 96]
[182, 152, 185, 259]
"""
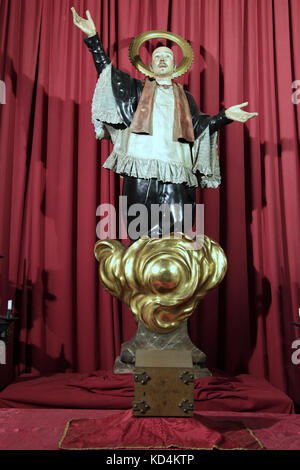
[132, 400, 150, 414]
[134, 370, 150, 384]
[179, 370, 194, 384]
[178, 399, 194, 413]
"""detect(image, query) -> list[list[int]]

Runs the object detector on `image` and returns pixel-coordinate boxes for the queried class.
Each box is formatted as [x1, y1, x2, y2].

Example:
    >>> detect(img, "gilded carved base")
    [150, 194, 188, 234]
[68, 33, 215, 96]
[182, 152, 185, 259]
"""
[94, 233, 227, 377]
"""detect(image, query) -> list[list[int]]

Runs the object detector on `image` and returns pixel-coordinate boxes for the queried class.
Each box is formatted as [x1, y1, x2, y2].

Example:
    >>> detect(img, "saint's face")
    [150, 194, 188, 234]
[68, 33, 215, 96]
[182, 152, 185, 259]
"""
[150, 47, 175, 78]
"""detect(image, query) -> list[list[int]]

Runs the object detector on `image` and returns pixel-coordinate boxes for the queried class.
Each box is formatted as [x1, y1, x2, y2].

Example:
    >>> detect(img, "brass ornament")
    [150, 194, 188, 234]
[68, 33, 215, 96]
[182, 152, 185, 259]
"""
[94, 233, 227, 334]
[128, 30, 194, 78]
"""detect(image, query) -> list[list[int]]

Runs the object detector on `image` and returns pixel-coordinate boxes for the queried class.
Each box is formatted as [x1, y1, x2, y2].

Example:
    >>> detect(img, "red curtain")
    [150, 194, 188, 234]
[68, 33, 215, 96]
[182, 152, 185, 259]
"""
[0, 0, 299, 404]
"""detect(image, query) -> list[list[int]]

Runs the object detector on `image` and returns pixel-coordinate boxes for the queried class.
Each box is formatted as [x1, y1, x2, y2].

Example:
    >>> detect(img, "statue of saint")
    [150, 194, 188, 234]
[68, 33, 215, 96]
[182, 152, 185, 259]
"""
[71, 8, 258, 239]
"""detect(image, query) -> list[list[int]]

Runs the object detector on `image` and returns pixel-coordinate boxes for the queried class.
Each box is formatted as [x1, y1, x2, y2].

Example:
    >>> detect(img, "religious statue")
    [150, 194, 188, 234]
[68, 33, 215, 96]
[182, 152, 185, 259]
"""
[71, 8, 258, 239]
[71, 8, 258, 375]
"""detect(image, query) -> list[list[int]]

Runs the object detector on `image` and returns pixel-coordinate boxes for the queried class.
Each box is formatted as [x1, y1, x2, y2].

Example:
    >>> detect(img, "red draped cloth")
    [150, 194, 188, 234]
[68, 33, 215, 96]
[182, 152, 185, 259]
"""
[0, 370, 294, 413]
[58, 410, 264, 450]
[2, 408, 300, 450]
[0, 0, 300, 408]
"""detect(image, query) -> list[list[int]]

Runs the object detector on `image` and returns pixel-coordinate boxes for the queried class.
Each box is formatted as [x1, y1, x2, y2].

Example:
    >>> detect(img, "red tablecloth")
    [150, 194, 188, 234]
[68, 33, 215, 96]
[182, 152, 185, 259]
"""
[59, 409, 264, 450]
[0, 408, 300, 450]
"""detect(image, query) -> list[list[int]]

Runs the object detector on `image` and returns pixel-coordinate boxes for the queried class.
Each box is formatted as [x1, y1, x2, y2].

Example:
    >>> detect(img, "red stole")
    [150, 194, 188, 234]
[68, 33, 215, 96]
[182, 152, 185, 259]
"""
[129, 78, 195, 143]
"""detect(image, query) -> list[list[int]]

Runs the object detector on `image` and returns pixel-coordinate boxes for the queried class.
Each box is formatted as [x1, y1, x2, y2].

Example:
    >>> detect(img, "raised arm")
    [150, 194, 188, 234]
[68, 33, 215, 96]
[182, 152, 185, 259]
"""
[71, 7, 111, 75]
[83, 33, 111, 76]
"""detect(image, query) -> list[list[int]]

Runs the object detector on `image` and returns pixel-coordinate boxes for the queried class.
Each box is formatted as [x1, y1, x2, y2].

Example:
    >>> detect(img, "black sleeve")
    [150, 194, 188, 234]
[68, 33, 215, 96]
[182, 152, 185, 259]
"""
[208, 108, 233, 134]
[185, 91, 233, 139]
[83, 33, 111, 75]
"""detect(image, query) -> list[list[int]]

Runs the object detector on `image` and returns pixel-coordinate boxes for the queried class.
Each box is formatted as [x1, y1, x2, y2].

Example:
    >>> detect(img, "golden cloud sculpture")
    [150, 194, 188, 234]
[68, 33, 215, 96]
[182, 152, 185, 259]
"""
[94, 233, 227, 334]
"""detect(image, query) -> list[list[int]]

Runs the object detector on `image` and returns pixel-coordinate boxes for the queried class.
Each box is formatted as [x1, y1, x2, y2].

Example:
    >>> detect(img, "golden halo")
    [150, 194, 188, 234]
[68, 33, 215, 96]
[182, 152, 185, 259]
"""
[128, 30, 194, 78]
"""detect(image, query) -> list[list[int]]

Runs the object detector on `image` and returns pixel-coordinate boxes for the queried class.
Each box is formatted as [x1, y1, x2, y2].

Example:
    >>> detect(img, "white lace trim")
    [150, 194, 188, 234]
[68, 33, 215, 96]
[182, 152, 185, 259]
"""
[103, 148, 220, 188]
[103, 150, 198, 186]
[192, 128, 221, 188]
[91, 63, 122, 139]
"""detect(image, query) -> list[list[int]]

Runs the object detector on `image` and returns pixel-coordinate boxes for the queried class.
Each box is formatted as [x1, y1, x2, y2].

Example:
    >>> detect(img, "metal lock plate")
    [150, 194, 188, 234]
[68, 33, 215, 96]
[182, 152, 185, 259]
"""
[132, 400, 150, 414]
[179, 370, 194, 385]
[178, 398, 194, 413]
[134, 370, 150, 384]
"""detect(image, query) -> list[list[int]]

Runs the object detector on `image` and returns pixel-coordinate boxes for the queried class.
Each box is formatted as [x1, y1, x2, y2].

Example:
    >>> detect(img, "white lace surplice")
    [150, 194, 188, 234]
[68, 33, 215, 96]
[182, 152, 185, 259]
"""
[91, 63, 221, 188]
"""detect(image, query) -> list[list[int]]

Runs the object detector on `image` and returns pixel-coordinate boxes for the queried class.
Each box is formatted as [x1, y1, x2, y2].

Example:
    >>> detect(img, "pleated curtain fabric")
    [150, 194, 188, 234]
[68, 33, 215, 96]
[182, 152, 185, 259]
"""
[0, 0, 299, 405]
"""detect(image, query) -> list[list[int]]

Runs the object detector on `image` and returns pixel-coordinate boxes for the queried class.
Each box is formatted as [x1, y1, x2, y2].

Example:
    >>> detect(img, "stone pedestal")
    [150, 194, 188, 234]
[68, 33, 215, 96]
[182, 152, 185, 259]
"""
[114, 320, 211, 378]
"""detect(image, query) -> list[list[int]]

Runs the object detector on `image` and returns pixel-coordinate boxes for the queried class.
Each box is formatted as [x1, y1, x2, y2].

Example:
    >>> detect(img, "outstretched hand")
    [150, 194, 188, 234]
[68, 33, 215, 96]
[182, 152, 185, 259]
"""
[71, 7, 96, 37]
[225, 102, 258, 123]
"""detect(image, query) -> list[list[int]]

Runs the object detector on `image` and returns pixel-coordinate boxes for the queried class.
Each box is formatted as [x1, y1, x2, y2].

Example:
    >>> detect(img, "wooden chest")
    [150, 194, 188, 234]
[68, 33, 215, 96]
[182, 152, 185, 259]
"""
[132, 349, 194, 417]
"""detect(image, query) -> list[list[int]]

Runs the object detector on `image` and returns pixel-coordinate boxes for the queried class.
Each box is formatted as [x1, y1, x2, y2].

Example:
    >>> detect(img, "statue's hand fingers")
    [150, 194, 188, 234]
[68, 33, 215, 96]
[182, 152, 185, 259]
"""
[237, 101, 249, 109]
[242, 112, 258, 122]
[71, 7, 77, 22]
[86, 10, 92, 22]
[71, 8, 81, 25]
[243, 112, 258, 120]
[86, 10, 96, 29]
